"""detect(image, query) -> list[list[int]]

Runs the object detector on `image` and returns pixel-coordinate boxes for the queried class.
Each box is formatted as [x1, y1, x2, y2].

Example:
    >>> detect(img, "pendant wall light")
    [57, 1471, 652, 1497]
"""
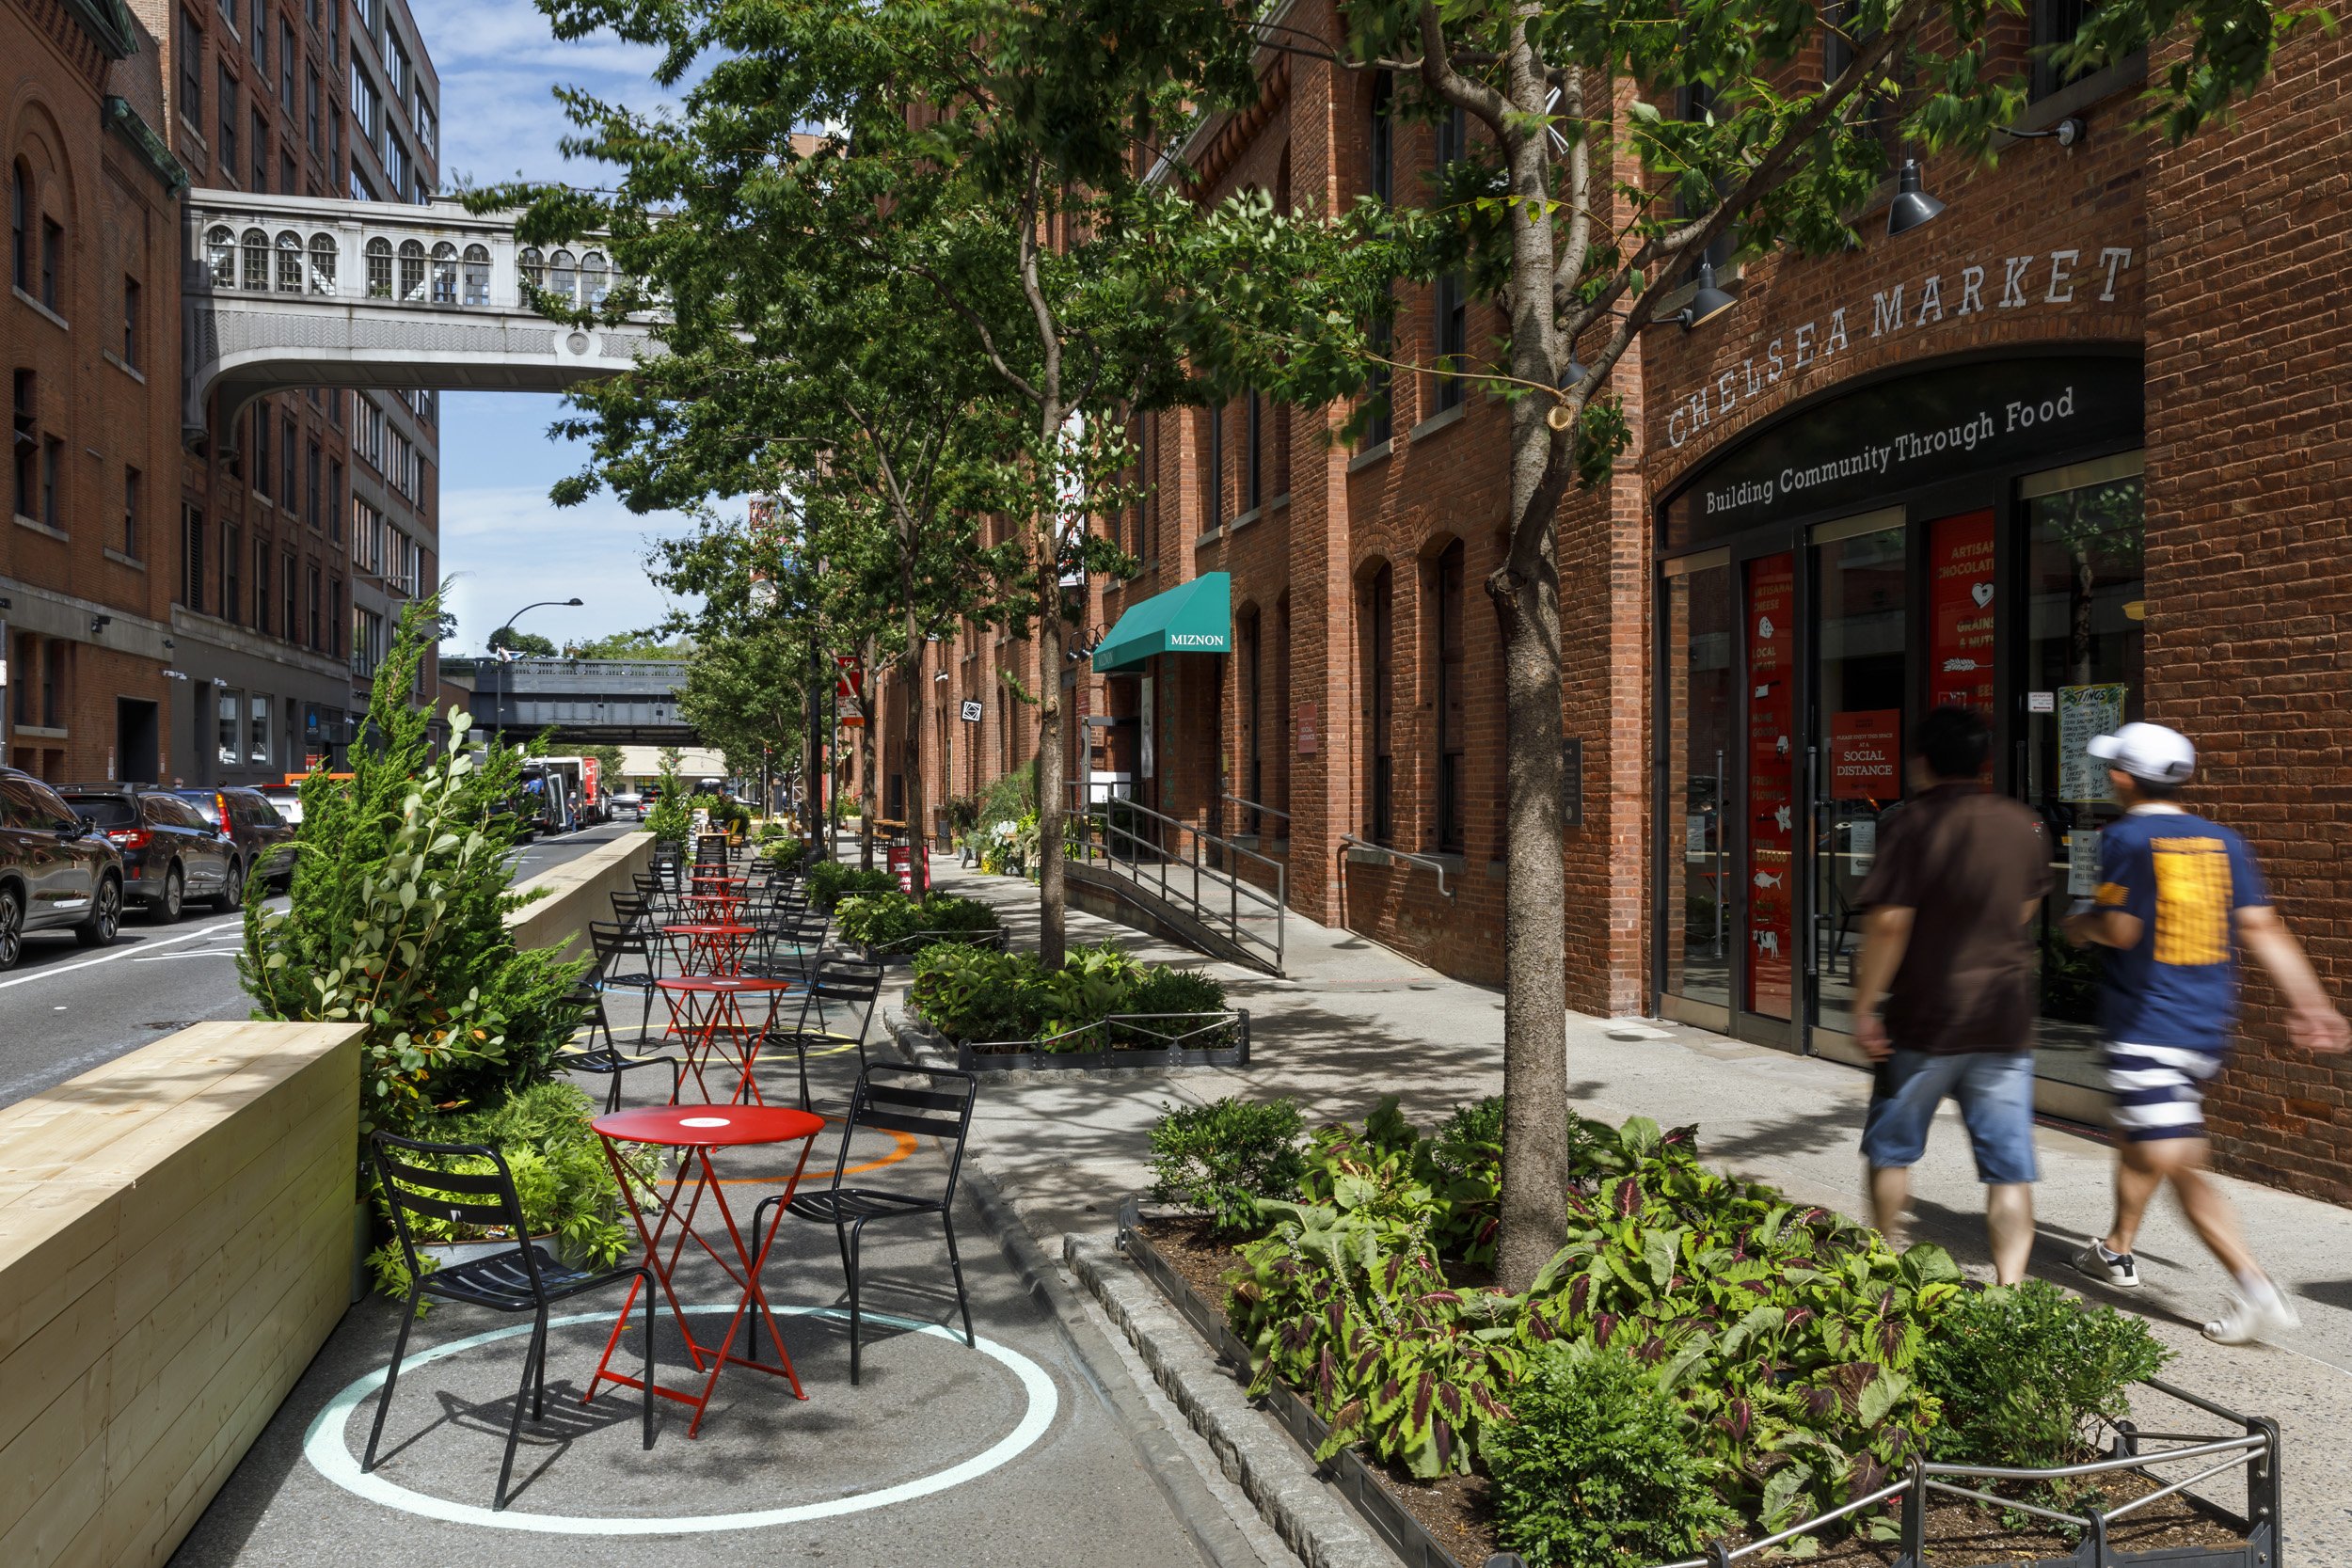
[1679, 261, 1738, 329]
[1886, 158, 1946, 236]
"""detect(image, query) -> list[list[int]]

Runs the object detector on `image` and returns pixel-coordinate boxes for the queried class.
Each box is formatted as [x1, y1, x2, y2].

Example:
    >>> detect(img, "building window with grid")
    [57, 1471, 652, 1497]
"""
[1244, 392, 1263, 514]
[253, 536, 270, 633]
[1203, 403, 1225, 534]
[306, 67, 320, 150]
[307, 440, 320, 527]
[184, 505, 206, 610]
[281, 415, 296, 503]
[122, 467, 141, 561]
[1433, 541, 1467, 852]
[249, 0, 264, 69]
[219, 67, 237, 183]
[279, 21, 295, 111]
[253, 402, 271, 499]
[11, 371, 35, 519]
[121, 275, 141, 366]
[328, 457, 342, 536]
[250, 109, 266, 190]
[281, 549, 296, 636]
[1361, 563, 1395, 844]
[308, 565, 321, 648]
[8, 162, 25, 293]
[39, 214, 61, 313]
[178, 10, 204, 126]
[224, 522, 243, 623]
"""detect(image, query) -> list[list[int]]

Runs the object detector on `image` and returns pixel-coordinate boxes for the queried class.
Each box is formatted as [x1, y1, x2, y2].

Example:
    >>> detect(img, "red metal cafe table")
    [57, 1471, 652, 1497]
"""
[660, 974, 802, 1103]
[662, 919, 756, 978]
[588, 1104, 825, 1437]
[682, 887, 747, 924]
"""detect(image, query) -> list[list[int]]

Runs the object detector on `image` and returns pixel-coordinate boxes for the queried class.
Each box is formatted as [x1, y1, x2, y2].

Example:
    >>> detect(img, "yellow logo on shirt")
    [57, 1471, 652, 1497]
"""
[2151, 837, 2233, 966]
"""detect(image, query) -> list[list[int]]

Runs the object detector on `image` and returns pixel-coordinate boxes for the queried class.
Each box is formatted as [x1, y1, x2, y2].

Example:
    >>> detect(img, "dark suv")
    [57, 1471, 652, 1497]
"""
[0, 768, 124, 968]
[56, 784, 242, 921]
[173, 786, 299, 891]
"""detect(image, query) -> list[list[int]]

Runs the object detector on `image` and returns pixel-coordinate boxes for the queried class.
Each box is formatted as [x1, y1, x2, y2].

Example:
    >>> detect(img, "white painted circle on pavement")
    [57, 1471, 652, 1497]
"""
[302, 1304, 1057, 1534]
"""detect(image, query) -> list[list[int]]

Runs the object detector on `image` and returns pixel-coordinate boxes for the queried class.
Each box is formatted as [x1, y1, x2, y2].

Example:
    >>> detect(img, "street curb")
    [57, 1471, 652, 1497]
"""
[883, 1020, 1276, 1568]
[1064, 1234, 1399, 1568]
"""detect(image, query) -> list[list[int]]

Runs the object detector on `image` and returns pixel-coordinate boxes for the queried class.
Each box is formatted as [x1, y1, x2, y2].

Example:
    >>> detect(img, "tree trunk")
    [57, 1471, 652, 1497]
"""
[1035, 572, 1068, 967]
[858, 637, 879, 871]
[1486, 39, 1577, 1291]
[901, 584, 930, 900]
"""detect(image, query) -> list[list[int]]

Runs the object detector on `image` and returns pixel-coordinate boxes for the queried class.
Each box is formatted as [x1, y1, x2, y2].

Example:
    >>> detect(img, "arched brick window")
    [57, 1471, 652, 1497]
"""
[308, 233, 338, 293]
[205, 225, 237, 287]
[365, 237, 392, 298]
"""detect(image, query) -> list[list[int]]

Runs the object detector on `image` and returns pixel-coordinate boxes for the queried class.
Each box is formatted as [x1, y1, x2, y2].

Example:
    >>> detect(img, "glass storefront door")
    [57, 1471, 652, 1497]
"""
[1809, 514, 1907, 1038]
[1742, 553, 1798, 1022]
[2021, 453, 2146, 1094]
[1661, 555, 1734, 1018]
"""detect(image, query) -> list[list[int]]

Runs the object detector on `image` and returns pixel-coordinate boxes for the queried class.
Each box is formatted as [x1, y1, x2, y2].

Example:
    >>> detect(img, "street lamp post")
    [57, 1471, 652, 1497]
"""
[491, 597, 583, 738]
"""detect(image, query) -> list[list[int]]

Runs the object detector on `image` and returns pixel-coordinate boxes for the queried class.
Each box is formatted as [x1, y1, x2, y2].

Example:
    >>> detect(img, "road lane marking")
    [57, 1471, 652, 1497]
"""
[0, 919, 243, 990]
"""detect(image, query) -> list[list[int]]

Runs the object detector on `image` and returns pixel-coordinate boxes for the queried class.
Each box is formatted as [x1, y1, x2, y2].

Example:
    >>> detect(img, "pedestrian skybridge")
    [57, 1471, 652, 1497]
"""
[182, 189, 661, 441]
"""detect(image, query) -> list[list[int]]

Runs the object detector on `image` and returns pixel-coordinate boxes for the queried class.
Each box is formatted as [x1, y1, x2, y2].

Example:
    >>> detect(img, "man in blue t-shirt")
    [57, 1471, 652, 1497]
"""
[2065, 722, 2348, 1345]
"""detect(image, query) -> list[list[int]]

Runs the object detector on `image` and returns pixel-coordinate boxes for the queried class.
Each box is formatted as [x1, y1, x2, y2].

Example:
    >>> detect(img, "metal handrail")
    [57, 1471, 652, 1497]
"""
[1222, 792, 1292, 825]
[1337, 832, 1455, 898]
[1066, 787, 1285, 972]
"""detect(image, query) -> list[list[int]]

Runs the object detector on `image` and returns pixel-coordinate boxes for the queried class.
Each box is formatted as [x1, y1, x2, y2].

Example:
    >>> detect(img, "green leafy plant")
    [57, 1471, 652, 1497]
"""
[908, 942, 1045, 1044]
[835, 890, 1003, 952]
[1150, 1097, 1306, 1238]
[241, 595, 587, 1133]
[808, 861, 900, 911]
[908, 939, 1229, 1052]
[364, 1081, 657, 1307]
[1489, 1340, 1739, 1568]
[644, 750, 691, 847]
[1915, 1278, 2169, 1505]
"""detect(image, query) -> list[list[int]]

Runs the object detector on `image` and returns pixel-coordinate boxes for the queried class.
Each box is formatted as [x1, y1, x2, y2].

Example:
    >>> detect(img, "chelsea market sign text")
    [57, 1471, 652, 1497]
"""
[1665, 244, 2136, 449]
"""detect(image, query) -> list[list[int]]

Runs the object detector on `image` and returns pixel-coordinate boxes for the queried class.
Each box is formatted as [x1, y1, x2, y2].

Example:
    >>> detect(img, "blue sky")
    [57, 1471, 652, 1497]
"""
[410, 0, 703, 652]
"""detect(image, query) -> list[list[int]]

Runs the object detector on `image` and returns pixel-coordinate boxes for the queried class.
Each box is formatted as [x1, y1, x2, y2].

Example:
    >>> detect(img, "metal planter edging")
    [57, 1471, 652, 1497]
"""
[898, 1008, 1251, 1073]
[1112, 1199, 2280, 1568]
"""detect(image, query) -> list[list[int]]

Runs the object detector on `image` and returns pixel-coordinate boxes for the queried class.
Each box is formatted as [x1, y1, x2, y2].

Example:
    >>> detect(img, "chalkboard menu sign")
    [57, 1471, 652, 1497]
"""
[1662, 355, 2142, 553]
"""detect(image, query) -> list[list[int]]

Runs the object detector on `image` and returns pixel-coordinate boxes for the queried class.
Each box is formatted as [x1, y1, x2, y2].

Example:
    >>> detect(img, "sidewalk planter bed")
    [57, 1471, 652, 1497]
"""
[1120, 1099, 2277, 1568]
[835, 889, 1006, 962]
[898, 938, 1250, 1070]
[898, 1006, 1251, 1071]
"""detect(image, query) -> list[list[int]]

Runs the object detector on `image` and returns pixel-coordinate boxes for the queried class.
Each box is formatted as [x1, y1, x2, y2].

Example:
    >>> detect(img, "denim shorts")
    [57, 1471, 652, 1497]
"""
[1860, 1048, 2038, 1186]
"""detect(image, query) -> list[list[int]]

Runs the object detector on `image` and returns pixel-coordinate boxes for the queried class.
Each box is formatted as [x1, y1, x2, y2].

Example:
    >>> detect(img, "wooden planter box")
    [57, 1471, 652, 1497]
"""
[895, 1007, 1250, 1072]
[1114, 1199, 2281, 1568]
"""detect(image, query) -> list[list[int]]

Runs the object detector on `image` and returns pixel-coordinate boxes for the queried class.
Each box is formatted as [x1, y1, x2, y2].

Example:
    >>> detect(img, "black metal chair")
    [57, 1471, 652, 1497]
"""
[587, 919, 663, 1045]
[364, 1132, 658, 1509]
[552, 982, 683, 1114]
[753, 1064, 978, 1384]
[756, 958, 883, 1112]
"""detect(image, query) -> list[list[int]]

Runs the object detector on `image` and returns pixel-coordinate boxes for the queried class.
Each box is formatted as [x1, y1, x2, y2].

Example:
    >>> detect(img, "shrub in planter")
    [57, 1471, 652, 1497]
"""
[1295, 1096, 1502, 1268]
[1150, 1097, 1306, 1237]
[909, 942, 1044, 1044]
[1489, 1340, 1739, 1568]
[1033, 940, 1145, 1037]
[1915, 1277, 2169, 1503]
[241, 595, 587, 1132]
[644, 752, 691, 847]
[809, 861, 899, 911]
[836, 890, 1002, 952]
[364, 1081, 654, 1306]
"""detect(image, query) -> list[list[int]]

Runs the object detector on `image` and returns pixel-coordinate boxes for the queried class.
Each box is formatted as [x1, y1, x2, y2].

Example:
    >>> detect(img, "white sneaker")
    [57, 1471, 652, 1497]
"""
[2203, 1283, 2300, 1346]
[2074, 1240, 2140, 1289]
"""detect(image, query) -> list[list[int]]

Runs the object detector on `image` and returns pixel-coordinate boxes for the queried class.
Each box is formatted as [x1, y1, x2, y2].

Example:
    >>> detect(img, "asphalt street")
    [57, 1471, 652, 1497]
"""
[0, 820, 638, 1110]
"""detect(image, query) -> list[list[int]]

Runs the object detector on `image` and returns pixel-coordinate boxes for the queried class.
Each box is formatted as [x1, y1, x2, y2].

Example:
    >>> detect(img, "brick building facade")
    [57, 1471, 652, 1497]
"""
[4, 0, 186, 784]
[871, 8, 2352, 1202]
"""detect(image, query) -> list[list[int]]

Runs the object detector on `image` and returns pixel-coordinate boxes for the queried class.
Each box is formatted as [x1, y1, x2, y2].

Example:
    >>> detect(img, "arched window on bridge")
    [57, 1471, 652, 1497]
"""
[275, 231, 304, 293]
[205, 226, 237, 288]
[309, 234, 337, 294]
[429, 242, 458, 305]
[518, 246, 545, 292]
[582, 251, 609, 309]
[240, 229, 270, 292]
[397, 239, 425, 302]
[365, 237, 392, 298]
[462, 244, 490, 306]
[548, 247, 577, 304]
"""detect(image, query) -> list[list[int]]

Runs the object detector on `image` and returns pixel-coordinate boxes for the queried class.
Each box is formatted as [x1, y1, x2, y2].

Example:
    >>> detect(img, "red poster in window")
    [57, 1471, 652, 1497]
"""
[1929, 510, 1996, 714]
[1745, 554, 1795, 1018]
[1829, 708, 1901, 801]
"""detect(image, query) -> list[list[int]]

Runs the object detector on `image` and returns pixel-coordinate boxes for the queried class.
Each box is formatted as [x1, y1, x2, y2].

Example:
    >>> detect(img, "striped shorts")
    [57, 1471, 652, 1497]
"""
[2104, 1042, 2226, 1142]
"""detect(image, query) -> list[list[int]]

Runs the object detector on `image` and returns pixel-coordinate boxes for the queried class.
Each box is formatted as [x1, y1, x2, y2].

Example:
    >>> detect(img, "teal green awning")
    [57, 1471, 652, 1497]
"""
[1092, 572, 1231, 673]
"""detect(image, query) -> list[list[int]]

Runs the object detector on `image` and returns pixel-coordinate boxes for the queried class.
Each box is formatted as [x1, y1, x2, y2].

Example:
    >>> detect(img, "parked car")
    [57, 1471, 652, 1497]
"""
[0, 768, 124, 967]
[56, 784, 243, 921]
[609, 790, 644, 819]
[173, 786, 299, 890]
[260, 784, 306, 827]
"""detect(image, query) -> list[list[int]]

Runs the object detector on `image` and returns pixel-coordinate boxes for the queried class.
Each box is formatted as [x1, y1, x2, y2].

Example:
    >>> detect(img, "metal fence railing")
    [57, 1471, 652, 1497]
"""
[1067, 787, 1286, 973]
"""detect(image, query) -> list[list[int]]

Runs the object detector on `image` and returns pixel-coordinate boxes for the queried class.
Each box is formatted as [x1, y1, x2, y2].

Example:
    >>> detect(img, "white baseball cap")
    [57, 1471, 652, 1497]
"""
[2087, 721, 2196, 784]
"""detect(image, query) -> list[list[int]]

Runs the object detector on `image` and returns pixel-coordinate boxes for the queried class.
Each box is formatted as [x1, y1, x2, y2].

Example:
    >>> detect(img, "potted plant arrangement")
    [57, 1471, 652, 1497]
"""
[898, 939, 1250, 1070]
[1125, 1097, 2281, 1568]
[240, 596, 632, 1311]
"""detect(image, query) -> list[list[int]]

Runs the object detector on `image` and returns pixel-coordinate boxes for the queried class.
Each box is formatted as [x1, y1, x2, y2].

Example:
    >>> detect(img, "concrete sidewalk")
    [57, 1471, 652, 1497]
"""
[907, 856, 2352, 1558]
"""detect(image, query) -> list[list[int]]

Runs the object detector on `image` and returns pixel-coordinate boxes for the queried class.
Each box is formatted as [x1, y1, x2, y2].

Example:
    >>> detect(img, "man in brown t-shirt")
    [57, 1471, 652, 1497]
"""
[1851, 705, 2051, 1282]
